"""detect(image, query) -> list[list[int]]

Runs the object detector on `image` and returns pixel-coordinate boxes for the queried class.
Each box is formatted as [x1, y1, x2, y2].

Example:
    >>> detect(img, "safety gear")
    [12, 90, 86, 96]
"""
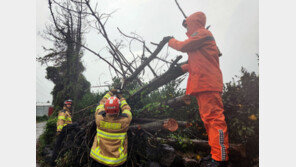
[56, 107, 72, 132]
[200, 155, 228, 167]
[162, 36, 174, 43]
[117, 93, 123, 99]
[64, 99, 73, 105]
[90, 92, 132, 166]
[168, 12, 229, 161]
[168, 11, 223, 94]
[182, 19, 187, 28]
[104, 96, 120, 114]
[195, 92, 229, 161]
[200, 158, 226, 167]
[110, 88, 121, 95]
[172, 64, 185, 75]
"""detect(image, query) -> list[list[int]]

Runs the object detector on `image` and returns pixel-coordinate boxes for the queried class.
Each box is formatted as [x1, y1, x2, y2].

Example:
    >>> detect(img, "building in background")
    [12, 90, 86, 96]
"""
[36, 102, 53, 117]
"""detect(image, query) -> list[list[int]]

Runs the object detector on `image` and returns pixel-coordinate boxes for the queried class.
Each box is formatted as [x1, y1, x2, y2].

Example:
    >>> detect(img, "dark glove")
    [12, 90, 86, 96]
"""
[182, 19, 187, 28]
[110, 88, 121, 95]
[117, 94, 123, 99]
[172, 64, 184, 75]
[162, 36, 174, 43]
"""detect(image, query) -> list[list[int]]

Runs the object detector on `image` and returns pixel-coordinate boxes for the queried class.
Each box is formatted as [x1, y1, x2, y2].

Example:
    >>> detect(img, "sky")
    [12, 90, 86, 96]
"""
[36, 0, 258, 104]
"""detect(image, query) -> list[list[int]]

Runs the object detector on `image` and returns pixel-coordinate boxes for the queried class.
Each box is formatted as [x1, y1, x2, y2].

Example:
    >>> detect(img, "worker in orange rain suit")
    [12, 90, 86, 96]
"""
[56, 99, 73, 134]
[90, 89, 132, 167]
[168, 12, 229, 166]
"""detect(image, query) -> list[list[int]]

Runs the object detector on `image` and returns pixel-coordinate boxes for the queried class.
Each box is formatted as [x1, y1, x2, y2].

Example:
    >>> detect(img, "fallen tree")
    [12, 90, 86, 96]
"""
[37, 1, 258, 167]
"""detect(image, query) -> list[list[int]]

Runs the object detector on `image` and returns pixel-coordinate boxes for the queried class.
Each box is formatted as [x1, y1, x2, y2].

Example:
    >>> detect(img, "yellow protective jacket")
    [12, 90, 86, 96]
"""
[90, 92, 132, 166]
[56, 107, 72, 132]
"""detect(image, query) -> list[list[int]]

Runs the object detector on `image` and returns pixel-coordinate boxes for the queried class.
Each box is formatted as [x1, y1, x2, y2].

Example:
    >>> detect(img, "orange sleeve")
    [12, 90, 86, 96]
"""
[181, 64, 189, 72]
[168, 31, 214, 52]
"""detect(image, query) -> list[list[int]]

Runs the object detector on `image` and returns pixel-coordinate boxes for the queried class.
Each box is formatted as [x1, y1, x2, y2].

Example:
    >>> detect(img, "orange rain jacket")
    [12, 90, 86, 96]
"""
[90, 92, 132, 166]
[57, 107, 72, 132]
[169, 12, 223, 95]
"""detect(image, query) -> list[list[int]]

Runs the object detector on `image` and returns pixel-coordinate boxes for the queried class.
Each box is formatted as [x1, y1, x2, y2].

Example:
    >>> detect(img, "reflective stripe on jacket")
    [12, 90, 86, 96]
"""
[90, 92, 132, 166]
[56, 107, 72, 132]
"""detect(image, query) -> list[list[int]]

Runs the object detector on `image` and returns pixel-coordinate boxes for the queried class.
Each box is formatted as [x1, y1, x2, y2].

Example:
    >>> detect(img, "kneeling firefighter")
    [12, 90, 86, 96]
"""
[90, 89, 132, 167]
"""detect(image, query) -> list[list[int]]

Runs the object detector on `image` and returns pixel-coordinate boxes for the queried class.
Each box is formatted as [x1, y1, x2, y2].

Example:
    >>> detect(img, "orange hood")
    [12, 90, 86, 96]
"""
[185, 12, 206, 37]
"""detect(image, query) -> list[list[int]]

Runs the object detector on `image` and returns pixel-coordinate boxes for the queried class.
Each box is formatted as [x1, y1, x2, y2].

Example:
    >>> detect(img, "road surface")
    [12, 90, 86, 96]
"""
[36, 121, 47, 167]
[36, 121, 47, 140]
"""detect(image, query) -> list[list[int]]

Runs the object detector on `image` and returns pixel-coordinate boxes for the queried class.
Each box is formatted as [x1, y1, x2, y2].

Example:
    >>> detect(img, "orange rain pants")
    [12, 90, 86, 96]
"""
[195, 92, 229, 161]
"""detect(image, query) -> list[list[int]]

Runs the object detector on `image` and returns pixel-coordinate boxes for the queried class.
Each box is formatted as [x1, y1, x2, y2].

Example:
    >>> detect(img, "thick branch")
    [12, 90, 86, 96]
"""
[124, 37, 172, 86]
[153, 137, 246, 158]
[130, 119, 188, 131]
[127, 56, 186, 103]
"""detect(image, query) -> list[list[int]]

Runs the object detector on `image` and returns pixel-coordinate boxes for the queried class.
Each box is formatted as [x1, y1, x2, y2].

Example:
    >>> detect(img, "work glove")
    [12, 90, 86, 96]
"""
[171, 64, 185, 75]
[162, 36, 174, 44]
[182, 19, 187, 28]
[110, 88, 121, 95]
[117, 94, 123, 99]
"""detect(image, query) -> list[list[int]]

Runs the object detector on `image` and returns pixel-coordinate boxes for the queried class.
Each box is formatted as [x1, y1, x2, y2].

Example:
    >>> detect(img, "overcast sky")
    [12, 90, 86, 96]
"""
[36, 0, 258, 104]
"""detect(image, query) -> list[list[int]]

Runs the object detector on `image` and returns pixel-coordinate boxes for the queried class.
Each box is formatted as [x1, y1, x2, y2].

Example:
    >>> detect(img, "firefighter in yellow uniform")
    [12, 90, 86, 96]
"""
[90, 89, 132, 167]
[50, 99, 73, 165]
[56, 99, 73, 134]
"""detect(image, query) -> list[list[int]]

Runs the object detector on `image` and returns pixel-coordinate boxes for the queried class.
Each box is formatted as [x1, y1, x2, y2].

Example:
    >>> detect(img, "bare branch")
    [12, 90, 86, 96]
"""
[128, 56, 185, 103]
[174, 0, 187, 18]
[123, 37, 172, 86]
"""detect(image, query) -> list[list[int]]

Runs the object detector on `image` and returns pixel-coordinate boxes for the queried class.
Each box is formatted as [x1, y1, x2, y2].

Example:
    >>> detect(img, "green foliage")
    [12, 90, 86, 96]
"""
[132, 79, 185, 117]
[56, 151, 74, 167]
[40, 117, 58, 145]
[76, 92, 103, 110]
[222, 67, 259, 164]
[73, 92, 104, 119]
[111, 77, 142, 97]
[40, 8, 91, 109]
[141, 78, 185, 105]
[37, 64, 259, 166]
[47, 65, 91, 108]
[36, 115, 48, 122]
[37, 117, 58, 165]
[223, 67, 259, 143]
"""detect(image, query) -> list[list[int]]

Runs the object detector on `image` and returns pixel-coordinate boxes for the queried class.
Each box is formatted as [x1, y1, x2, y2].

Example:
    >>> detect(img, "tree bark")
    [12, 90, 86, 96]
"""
[127, 58, 187, 103]
[124, 37, 172, 86]
[153, 137, 246, 158]
[130, 118, 189, 131]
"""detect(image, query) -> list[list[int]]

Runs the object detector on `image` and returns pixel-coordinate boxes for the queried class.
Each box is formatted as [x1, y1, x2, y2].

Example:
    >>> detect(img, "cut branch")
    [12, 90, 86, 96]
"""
[130, 119, 188, 131]
[153, 137, 246, 158]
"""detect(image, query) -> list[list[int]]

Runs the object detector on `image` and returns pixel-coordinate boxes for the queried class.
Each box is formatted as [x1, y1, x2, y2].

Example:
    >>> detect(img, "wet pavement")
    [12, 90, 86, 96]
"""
[36, 121, 47, 167]
[36, 121, 47, 140]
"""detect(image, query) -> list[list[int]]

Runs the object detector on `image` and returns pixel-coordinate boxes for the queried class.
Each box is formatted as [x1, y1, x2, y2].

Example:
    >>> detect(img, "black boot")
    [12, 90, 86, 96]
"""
[200, 155, 227, 167]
